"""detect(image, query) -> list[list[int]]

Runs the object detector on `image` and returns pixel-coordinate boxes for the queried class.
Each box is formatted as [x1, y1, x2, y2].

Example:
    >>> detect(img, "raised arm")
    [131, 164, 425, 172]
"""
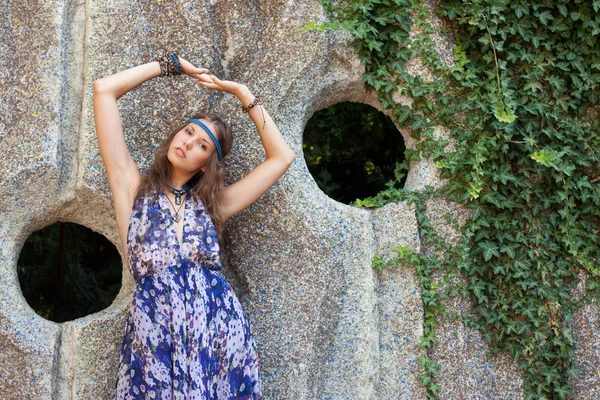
[195, 78, 296, 221]
[93, 62, 161, 200]
[93, 58, 209, 253]
[93, 61, 163, 255]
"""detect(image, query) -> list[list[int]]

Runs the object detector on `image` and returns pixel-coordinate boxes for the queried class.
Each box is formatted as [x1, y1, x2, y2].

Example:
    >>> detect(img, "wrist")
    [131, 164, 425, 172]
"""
[149, 60, 162, 78]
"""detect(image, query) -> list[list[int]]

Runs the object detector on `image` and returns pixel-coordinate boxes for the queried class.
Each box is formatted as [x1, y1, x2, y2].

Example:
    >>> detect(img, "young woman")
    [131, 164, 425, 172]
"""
[93, 54, 295, 399]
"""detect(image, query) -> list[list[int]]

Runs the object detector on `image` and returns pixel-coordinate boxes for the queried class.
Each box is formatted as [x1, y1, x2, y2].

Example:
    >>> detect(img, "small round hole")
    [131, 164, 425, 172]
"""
[303, 102, 406, 204]
[17, 222, 123, 323]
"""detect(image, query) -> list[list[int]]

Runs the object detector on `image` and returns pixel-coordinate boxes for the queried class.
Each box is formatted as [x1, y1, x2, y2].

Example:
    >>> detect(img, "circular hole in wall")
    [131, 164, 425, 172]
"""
[17, 222, 122, 323]
[303, 102, 406, 205]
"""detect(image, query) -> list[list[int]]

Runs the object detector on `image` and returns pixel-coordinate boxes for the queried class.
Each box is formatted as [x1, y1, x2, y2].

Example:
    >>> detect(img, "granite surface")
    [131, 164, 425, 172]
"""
[571, 271, 600, 399]
[0, 0, 598, 399]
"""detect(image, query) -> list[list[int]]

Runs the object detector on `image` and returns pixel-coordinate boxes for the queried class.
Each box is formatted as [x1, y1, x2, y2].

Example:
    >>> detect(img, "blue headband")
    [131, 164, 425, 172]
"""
[187, 118, 223, 161]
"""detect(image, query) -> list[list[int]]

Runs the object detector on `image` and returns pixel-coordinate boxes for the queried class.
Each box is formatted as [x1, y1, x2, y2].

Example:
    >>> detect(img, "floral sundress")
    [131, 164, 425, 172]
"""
[114, 189, 262, 399]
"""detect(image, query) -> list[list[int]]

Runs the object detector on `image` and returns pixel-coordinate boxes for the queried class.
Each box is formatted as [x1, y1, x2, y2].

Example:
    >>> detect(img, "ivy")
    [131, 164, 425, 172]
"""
[370, 187, 465, 399]
[304, 0, 600, 398]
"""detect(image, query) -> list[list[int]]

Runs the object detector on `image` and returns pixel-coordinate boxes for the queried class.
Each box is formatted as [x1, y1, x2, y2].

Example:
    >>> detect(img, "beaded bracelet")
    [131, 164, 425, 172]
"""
[157, 53, 182, 77]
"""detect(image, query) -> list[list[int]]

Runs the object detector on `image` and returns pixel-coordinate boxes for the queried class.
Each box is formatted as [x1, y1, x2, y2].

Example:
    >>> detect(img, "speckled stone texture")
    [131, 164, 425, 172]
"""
[0, 0, 85, 398]
[372, 201, 427, 399]
[571, 271, 600, 399]
[423, 198, 525, 399]
[1, 0, 599, 399]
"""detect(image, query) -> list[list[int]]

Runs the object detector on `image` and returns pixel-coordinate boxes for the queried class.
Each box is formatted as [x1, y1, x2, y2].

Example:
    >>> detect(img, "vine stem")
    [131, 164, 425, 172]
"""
[482, 14, 502, 97]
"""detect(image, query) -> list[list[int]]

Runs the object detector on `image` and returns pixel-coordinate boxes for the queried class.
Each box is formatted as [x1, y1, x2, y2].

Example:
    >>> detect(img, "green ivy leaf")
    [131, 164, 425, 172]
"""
[302, 21, 317, 31]
[554, 384, 571, 400]
[530, 149, 565, 173]
[537, 11, 554, 25]
[479, 241, 500, 261]
[492, 101, 517, 123]
[500, 244, 517, 259]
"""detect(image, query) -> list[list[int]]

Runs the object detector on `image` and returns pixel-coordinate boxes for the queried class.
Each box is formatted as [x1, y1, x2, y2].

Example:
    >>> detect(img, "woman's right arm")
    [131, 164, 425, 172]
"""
[92, 61, 162, 252]
[93, 61, 162, 197]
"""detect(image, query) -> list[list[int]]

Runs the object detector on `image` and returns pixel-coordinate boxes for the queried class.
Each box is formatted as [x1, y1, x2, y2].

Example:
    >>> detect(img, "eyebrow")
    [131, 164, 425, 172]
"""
[188, 124, 212, 148]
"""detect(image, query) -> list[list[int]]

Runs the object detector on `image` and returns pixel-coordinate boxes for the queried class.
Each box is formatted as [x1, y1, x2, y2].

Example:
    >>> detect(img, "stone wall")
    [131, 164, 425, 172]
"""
[1, 1, 598, 399]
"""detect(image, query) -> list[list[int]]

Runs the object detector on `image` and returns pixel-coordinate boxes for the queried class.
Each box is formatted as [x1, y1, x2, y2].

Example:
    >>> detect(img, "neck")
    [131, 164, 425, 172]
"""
[168, 181, 188, 190]
[168, 170, 193, 190]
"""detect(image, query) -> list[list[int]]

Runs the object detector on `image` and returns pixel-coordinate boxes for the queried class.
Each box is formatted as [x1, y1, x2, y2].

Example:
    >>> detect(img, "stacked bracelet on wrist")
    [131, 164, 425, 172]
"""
[157, 53, 182, 77]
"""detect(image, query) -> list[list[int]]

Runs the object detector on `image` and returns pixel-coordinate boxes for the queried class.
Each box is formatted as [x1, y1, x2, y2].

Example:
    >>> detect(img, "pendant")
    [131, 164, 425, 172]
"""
[175, 193, 182, 205]
[173, 213, 181, 223]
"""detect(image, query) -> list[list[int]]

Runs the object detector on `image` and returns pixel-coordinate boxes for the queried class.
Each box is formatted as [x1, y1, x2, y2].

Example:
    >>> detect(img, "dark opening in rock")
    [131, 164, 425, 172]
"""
[17, 222, 122, 323]
[303, 102, 406, 205]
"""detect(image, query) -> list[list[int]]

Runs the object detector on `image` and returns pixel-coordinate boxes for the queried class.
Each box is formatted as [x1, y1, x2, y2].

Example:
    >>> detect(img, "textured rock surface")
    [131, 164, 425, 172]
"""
[372, 201, 427, 399]
[424, 198, 525, 399]
[0, 0, 598, 399]
[0, 0, 84, 398]
[571, 273, 600, 399]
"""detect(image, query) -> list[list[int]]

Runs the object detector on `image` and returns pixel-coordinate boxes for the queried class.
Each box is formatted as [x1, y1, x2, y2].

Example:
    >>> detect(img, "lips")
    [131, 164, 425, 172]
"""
[176, 147, 186, 158]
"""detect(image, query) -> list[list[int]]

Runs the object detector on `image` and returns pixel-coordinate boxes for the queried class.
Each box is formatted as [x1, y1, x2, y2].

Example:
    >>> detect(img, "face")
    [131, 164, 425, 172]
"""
[168, 118, 220, 174]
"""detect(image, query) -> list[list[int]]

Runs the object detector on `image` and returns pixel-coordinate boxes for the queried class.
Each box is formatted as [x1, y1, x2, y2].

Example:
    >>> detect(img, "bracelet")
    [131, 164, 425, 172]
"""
[156, 53, 182, 77]
[242, 95, 263, 113]
[242, 95, 266, 130]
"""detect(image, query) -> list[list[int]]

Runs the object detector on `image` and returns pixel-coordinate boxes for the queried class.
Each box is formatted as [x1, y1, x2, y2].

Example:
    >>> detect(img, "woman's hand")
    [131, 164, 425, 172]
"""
[177, 56, 211, 82]
[194, 74, 245, 96]
[176, 57, 244, 95]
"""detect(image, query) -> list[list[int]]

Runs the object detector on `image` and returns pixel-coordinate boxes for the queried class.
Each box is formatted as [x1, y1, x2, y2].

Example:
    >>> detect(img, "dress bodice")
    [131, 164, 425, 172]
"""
[126, 189, 222, 282]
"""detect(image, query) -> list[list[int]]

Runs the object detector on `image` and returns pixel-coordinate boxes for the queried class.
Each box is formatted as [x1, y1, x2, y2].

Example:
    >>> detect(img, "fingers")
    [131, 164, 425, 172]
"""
[196, 75, 216, 86]
[183, 66, 209, 77]
[197, 81, 217, 90]
[195, 73, 214, 83]
[193, 73, 228, 91]
[186, 71, 221, 83]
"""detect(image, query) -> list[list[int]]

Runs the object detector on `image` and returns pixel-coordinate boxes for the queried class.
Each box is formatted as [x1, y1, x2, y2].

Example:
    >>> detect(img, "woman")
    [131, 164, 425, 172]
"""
[93, 54, 295, 399]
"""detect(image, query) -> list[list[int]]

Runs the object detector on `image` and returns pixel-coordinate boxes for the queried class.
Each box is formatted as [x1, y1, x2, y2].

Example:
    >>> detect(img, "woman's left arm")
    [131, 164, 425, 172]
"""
[220, 84, 296, 220]
[193, 72, 296, 220]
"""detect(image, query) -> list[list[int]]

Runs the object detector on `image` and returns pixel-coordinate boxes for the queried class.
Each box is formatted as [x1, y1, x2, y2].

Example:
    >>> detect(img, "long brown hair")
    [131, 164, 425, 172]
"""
[134, 112, 233, 250]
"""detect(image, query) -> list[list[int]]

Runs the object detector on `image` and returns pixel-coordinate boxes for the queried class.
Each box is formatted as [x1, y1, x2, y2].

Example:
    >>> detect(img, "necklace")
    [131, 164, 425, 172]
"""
[165, 185, 189, 222]
[165, 192, 185, 223]
[167, 183, 191, 205]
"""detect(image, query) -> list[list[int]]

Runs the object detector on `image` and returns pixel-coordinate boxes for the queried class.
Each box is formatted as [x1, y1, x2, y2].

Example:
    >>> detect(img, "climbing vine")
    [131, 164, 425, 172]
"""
[304, 0, 600, 399]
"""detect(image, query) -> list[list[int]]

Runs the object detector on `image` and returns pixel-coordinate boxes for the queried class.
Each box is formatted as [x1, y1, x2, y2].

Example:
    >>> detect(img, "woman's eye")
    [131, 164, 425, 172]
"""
[186, 129, 191, 135]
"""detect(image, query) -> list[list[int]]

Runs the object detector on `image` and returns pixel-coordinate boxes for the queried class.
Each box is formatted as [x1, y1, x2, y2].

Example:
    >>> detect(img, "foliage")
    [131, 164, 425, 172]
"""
[304, 0, 600, 398]
[303, 102, 406, 204]
[18, 222, 122, 322]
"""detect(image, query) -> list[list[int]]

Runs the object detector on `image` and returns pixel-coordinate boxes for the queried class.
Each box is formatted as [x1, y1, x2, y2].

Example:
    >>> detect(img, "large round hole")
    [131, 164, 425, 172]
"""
[17, 222, 122, 323]
[303, 102, 406, 205]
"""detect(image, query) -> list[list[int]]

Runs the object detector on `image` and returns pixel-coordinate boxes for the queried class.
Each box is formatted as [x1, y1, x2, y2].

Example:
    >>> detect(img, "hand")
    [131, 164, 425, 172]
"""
[177, 56, 211, 81]
[194, 74, 245, 96]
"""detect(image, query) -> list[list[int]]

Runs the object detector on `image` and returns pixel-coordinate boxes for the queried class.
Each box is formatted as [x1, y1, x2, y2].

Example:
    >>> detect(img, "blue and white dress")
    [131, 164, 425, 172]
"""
[115, 189, 262, 399]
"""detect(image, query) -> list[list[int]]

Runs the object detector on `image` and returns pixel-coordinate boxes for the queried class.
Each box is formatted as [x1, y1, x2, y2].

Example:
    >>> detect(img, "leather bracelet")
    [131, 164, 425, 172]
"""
[242, 95, 266, 130]
[242, 95, 263, 113]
